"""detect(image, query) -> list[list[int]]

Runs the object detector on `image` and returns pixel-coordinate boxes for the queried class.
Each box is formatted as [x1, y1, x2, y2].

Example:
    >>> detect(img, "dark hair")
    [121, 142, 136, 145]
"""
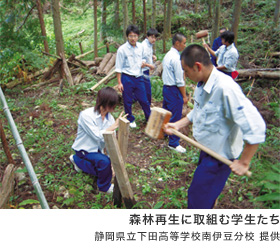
[172, 33, 186, 45]
[126, 25, 140, 37]
[94, 87, 119, 112]
[181, 44, 212, 68]
[147, 28, 159, 37]
[221, 31, 234, 44]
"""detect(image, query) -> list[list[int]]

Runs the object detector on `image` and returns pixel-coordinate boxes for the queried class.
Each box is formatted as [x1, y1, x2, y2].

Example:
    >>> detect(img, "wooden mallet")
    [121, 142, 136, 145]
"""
[195, 30, 209, 44]
[145, 107, 252, 177]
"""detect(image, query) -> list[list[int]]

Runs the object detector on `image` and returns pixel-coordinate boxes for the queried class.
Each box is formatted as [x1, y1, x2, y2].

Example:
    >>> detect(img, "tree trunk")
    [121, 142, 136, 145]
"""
[115, 0, 120, 27]
[231, 0, 242, 45]
[208, 0, 212, 18]
[101, 0, 107, 40]
[212, 0, 220, 45]
[51, 0, 64, 56]
[132, 0, 136, 24]
[194, 0, 198, 13]
[122, 0, 128, 42]
[166, 0, 173, 38]
[143, 0, 147, 35]
[36, 0, 49, 53]
[163, 0, 167, 53]
[274, 0, 280, 25]
[93, 0, 98, 58]
[152, 0, 156, 28]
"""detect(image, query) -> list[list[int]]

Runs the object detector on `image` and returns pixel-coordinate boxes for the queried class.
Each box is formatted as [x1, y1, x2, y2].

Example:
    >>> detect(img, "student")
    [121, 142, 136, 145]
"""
[211, 27, 227, 66]
[141, 28, 159, 105]
[69, 87, 126, 194]
[204, 31, 239, 78]
[115, 25, 151, 128]
[164, 44, 266, 209]
[162, 33, 188, 153]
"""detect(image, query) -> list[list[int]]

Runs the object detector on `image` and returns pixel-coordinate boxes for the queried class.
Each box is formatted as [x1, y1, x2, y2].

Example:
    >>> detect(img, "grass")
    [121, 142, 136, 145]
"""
[1, 1, 279, 209]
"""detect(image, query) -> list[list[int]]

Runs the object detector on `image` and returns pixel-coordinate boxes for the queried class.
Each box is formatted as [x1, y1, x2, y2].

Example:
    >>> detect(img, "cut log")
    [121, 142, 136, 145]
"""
[0, 120, 15, 164]
[73, 73, 83, 85]
[60, 53, 74, 86]
[152, 62, 163, 77]
[0, 164, 16, 208]
[102, 53, 116, 75]
[42, 59, 61, 80]
[238, 69, 280, 79]
[90, 67, 116, 91]
[96, 53, 113, 75]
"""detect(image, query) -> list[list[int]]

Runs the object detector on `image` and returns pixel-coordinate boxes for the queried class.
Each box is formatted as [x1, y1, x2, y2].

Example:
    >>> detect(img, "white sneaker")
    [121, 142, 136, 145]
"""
[168, 145, 186, 153]
[69, 155, 82, 172]
[129, 121, 137, 128]
[106, 184, 114, 194]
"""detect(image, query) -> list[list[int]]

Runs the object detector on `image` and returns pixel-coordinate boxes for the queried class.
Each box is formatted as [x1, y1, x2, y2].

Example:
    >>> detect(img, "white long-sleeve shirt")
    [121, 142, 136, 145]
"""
[72, 107, 115, 153]
[187, 68, 266, 159]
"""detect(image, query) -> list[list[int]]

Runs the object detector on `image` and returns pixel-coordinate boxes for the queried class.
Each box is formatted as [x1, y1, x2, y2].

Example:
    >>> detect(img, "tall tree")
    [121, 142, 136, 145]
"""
[274, 0, 280, 25]
[51, 0, 64, 56]
[115, 0, 120, 27]
[207, 0, 212, 18]
[151, 0, 156, 29]
[36, 0, 49, 53]
[231, 0, 242, 45]
[166, 0, 173, 38]
[143, 0, 147, 35]
[212, 0, 220, 45]
[93, 0, 98, 58]
[101, 0, 107, 40]
[122, 0, 129, 42]
[194, 0, 199, 13]
[163, 0, 167, 53]
[132, 0, 136, 24]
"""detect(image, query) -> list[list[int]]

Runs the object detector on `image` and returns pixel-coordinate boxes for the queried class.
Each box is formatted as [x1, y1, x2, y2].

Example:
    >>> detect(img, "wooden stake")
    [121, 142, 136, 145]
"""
[113, 117, 130, 208]
[103, 131, 135, 209]
[0, 164, 16, 208]
[0, 120, 15, 165]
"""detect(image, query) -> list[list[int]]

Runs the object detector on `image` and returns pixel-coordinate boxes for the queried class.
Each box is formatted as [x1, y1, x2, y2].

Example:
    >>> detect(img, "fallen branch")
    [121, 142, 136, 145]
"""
[238, 68, 280, 79]
[90, 67, 116, 91]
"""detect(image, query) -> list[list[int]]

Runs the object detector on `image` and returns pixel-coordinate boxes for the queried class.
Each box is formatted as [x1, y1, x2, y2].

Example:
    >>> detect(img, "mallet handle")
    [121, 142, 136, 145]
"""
[171, 129, 252, 177]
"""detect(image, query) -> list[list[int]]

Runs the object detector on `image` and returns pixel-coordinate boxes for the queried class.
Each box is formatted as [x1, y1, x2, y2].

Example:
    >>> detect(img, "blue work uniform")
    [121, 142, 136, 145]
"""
[162, 47, 185, 148]
[115, 41, 150, 123]
[142, 38, 154, 105]
[71, 108, 114, 192]
[187, 68, 266, 208]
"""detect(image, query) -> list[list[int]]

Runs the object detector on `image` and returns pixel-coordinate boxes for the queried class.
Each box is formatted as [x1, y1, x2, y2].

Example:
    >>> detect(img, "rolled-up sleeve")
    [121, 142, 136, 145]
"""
[115, 48, 124, 73]
[224, 87, 266, 144]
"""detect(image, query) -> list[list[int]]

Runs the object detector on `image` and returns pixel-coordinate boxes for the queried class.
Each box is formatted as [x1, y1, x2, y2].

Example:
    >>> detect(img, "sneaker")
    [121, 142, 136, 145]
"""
[129, 121, 137, 128]
[69, 155, 82, 172]
[106, 184, 114, 194]
[168, 145, 186, 153]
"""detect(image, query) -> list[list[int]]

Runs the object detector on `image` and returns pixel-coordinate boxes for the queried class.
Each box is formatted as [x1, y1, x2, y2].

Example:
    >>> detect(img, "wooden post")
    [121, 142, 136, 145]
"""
[79, 42, 83, 54]
[113, 117, 130, 207]
[0, 164, 16, 208]
[60, 53, 74, 86]
[103, 131, 135, 209]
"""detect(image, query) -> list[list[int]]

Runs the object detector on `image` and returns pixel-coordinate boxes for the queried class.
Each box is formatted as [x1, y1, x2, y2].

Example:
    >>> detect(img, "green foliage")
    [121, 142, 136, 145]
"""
[151, 76, 163, 101]
[254, 164, 280, 209]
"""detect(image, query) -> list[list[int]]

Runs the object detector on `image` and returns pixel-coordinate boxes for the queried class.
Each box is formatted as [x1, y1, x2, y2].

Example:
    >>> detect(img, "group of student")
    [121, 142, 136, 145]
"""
[69, 25, 266, 209]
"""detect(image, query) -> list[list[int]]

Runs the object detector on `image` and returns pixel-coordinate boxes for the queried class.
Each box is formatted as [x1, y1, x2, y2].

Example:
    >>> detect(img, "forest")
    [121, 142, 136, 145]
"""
[0, 0, 279, 209]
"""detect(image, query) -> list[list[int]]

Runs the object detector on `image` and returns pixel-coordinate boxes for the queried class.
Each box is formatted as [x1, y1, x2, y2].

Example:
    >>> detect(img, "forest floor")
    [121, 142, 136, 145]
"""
[1, 76, 278, 209]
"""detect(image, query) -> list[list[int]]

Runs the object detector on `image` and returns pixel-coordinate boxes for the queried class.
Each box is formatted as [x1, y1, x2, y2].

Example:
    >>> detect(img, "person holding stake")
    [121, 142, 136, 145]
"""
[116, 25, 151, 128]
[162, 33, 188, 153]
[69, 87, 126, 194]
[164, 44, 266, 209]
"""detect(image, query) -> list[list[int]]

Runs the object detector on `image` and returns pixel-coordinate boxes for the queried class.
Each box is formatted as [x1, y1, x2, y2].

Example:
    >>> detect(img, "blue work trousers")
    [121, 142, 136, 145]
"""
[188, 151, 232, 209]
[121, 73, 151, 122]
[73, 150, 112, 192]
[162, 85, 184, 147]
[143, 70, 152, 105]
